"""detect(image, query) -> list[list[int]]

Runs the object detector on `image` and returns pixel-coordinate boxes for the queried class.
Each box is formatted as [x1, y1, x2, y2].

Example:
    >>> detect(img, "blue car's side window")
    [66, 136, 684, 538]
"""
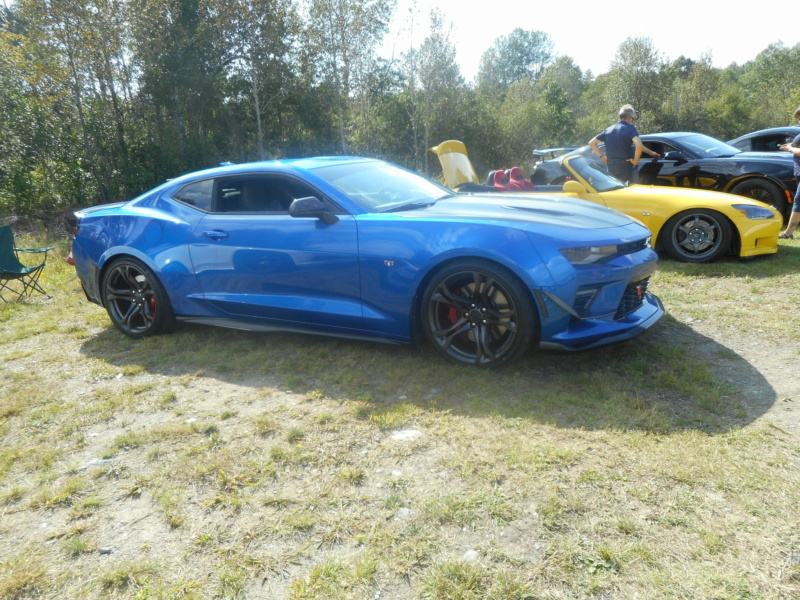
[213, 176, 324, 214]
[174, 179, 213, 211]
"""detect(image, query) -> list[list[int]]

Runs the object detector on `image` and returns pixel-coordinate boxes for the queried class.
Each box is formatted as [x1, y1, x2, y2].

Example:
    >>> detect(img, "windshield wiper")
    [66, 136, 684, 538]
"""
[379, 200, 439, 213]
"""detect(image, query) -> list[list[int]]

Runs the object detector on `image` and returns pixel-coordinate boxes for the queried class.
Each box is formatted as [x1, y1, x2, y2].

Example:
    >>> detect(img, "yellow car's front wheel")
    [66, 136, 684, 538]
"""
[662, 209, 732, 263]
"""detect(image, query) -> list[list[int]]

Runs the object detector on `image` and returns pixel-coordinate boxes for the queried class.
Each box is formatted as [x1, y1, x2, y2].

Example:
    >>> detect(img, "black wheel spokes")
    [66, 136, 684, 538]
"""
[677, 217, 717, 255]
[106, 265, 156, 333]
[431, 281, 472, 313]
[470, 272, 497, 307]
[432, 318, 472, 350]
[429, 270, 518, 365]
[483, 303, 517, 328]
[473, 323, 499, 364]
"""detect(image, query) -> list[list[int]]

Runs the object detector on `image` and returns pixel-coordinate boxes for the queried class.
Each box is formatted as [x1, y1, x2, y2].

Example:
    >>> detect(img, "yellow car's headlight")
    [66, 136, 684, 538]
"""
[732, 204, 777, 220]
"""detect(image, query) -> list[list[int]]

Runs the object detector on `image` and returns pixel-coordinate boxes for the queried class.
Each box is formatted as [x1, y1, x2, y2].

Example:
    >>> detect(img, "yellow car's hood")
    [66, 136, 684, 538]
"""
[597, 184, 783, 215]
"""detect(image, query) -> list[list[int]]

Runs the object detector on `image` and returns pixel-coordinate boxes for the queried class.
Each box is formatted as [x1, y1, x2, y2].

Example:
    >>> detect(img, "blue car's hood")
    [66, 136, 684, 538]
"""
[398, 193, 635, 229]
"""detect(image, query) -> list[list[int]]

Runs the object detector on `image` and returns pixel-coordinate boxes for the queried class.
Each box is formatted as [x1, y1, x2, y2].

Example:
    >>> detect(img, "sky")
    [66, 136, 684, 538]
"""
[380, 0, 800, 83]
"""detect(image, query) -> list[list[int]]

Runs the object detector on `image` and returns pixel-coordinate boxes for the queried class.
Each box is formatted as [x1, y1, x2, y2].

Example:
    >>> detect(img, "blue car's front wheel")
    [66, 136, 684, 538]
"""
[421, 259, 537, 367]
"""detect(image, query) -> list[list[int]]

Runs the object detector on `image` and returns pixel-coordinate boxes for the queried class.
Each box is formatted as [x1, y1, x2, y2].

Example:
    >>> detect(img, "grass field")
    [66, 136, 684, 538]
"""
[1, 231, 799, 599]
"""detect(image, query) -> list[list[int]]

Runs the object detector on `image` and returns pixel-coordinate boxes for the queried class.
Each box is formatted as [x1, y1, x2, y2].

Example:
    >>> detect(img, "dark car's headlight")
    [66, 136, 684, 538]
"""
[559, 245, 618, 264]
[733, 204, 776, 220]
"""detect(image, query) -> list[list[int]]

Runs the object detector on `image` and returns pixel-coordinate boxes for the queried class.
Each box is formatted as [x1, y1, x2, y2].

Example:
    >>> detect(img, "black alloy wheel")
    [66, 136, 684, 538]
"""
[102, 258, 174, 338]
[662, 209, 732, 263]
[421, 259, 536, 367]
[730, 179, 787, 218]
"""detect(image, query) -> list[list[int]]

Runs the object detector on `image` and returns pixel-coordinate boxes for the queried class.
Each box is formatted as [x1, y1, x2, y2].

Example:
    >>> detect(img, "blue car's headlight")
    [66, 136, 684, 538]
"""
[733, 204, 776, 220]
[559, 244, 618, 264]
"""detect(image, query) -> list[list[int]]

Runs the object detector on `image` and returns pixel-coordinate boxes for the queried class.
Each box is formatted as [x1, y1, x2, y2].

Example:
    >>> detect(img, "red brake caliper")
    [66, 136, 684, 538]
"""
[447, 287, 463, 330]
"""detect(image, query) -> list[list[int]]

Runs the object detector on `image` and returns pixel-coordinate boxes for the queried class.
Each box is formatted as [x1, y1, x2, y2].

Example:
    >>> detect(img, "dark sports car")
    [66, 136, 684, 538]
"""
[532, 132, 796, 217]
[69, 157, 664, 368]
[728, 126, 800, 152]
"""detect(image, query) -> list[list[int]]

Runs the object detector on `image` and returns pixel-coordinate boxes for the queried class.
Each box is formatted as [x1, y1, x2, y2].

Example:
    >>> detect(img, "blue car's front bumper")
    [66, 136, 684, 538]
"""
[539, 291, 664, 351]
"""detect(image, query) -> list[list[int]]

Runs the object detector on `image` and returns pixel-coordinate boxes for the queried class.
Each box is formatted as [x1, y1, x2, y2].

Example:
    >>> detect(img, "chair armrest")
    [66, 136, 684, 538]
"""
[14, 246, 55, 253]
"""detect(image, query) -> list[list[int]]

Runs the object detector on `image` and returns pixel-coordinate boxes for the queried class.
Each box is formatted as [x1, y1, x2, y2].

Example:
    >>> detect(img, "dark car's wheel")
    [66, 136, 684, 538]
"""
[102, 258, 174, 338]
[730, 179, 787, 217]
[662, 210, 732, 263]
[421, 259, 537, 367]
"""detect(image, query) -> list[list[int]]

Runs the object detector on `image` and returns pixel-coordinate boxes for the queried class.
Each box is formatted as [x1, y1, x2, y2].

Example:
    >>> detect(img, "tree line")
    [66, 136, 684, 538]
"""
[2, 0, 800, 217]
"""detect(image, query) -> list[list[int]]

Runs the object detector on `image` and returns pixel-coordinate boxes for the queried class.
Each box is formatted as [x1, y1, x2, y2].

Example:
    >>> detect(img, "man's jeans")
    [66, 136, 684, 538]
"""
[607, 159, 639, 184]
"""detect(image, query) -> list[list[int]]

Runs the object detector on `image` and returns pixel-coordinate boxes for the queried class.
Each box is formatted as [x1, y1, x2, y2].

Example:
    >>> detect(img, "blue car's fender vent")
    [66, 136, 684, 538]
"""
[615, 278, 650, 320]
[617, 238, 650, 256]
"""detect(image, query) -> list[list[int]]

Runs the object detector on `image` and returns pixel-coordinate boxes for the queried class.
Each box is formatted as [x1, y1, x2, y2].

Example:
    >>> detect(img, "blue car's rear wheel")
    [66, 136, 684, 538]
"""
[421, 259, 536, 367]
[102, 258, 174, 338]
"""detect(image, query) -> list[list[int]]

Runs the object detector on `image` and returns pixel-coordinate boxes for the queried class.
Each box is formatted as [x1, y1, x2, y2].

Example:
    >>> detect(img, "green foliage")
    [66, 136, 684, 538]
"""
[2, 4, 799, 216]
[477, 28, 555, 90]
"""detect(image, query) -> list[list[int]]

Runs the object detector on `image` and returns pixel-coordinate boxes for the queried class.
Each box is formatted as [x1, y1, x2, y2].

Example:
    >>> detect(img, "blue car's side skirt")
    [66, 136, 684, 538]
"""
[176, 317, 407, 345]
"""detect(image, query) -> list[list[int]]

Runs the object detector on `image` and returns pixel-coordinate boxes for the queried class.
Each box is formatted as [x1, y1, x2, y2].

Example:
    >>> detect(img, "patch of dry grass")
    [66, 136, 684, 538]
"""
[1, 236, 799, 599]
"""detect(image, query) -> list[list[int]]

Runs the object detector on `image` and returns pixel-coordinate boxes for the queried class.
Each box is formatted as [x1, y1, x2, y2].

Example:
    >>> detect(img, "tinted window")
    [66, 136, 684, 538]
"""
[730, 139, 751, 152]
[174, 179, 213, 211]
[213, 176, 322, 213]
[755, 134, 792, 152]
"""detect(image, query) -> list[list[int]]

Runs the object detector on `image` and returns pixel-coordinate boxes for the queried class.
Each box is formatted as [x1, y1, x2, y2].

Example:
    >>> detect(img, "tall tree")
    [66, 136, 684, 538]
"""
[607, 36, 666, 126]
[740, 43, 800, 127]
[305, 0, 394, 153]
[209, 0, 299, 160]
[414, 9, 463, 173]
[477, 28, 554, 90]
[128, 0, 228, 177]
[13, 0, 131, 202]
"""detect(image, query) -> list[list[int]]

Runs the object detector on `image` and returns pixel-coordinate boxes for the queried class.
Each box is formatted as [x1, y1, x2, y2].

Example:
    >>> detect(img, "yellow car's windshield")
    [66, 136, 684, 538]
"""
[564, 156, 627, 193]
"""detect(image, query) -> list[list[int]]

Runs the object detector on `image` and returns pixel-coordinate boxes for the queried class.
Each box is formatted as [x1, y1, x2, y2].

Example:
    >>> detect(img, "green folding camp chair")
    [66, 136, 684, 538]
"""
[0, 225, 55, 302]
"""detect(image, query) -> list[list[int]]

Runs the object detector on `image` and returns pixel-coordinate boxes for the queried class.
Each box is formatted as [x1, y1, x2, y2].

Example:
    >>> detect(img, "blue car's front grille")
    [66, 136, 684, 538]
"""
[615, 278, 650, 320]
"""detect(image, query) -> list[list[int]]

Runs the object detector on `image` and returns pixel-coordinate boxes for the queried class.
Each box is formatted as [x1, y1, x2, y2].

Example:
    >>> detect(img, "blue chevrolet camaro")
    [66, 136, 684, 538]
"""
[70, 157, 664, 367]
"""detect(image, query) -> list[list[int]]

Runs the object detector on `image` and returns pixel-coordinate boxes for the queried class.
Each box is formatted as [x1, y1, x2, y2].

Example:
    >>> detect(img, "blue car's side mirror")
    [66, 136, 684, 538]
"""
[663, 151, 683, 161]
[289, 196, 339, 225]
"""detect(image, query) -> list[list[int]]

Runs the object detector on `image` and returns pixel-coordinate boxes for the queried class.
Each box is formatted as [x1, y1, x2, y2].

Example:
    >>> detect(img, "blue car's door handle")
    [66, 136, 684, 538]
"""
[202, 230, 229, 240]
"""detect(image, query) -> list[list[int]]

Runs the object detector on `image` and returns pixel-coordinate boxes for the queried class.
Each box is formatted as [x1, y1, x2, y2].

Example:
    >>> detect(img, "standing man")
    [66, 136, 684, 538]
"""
[777, 105, 800, 239]
[589, 104, 658, 183]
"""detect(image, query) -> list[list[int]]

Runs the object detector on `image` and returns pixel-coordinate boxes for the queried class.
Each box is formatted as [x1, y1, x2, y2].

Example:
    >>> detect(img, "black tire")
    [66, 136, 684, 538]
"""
[420, 259, 537, 367]
[730, 179, 787, 216]
[102, 257, 175, 338]
[661, 210, 732, 263]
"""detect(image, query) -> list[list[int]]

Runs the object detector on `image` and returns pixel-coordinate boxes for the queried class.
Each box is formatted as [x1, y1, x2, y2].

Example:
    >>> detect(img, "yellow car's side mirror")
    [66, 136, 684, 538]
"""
[562, 180, 587, 196]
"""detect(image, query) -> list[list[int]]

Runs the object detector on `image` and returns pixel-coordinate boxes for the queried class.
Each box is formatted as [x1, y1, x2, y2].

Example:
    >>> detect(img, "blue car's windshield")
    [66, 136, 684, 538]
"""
[312, 161, 453, 212]
[673, 134, 742, 158]
[564, 156, 626, 192]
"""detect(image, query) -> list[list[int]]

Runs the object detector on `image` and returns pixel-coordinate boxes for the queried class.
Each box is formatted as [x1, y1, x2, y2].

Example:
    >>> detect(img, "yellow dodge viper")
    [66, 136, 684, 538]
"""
[431, 140, 781, 263]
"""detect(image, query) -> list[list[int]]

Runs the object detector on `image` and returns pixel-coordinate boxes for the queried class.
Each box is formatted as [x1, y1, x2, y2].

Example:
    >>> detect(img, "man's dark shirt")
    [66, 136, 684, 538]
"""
[597, 120, 639, 160]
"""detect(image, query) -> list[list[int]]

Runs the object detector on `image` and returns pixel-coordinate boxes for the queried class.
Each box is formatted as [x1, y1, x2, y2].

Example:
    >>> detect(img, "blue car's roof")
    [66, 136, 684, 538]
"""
[172, 156, 377, 182]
